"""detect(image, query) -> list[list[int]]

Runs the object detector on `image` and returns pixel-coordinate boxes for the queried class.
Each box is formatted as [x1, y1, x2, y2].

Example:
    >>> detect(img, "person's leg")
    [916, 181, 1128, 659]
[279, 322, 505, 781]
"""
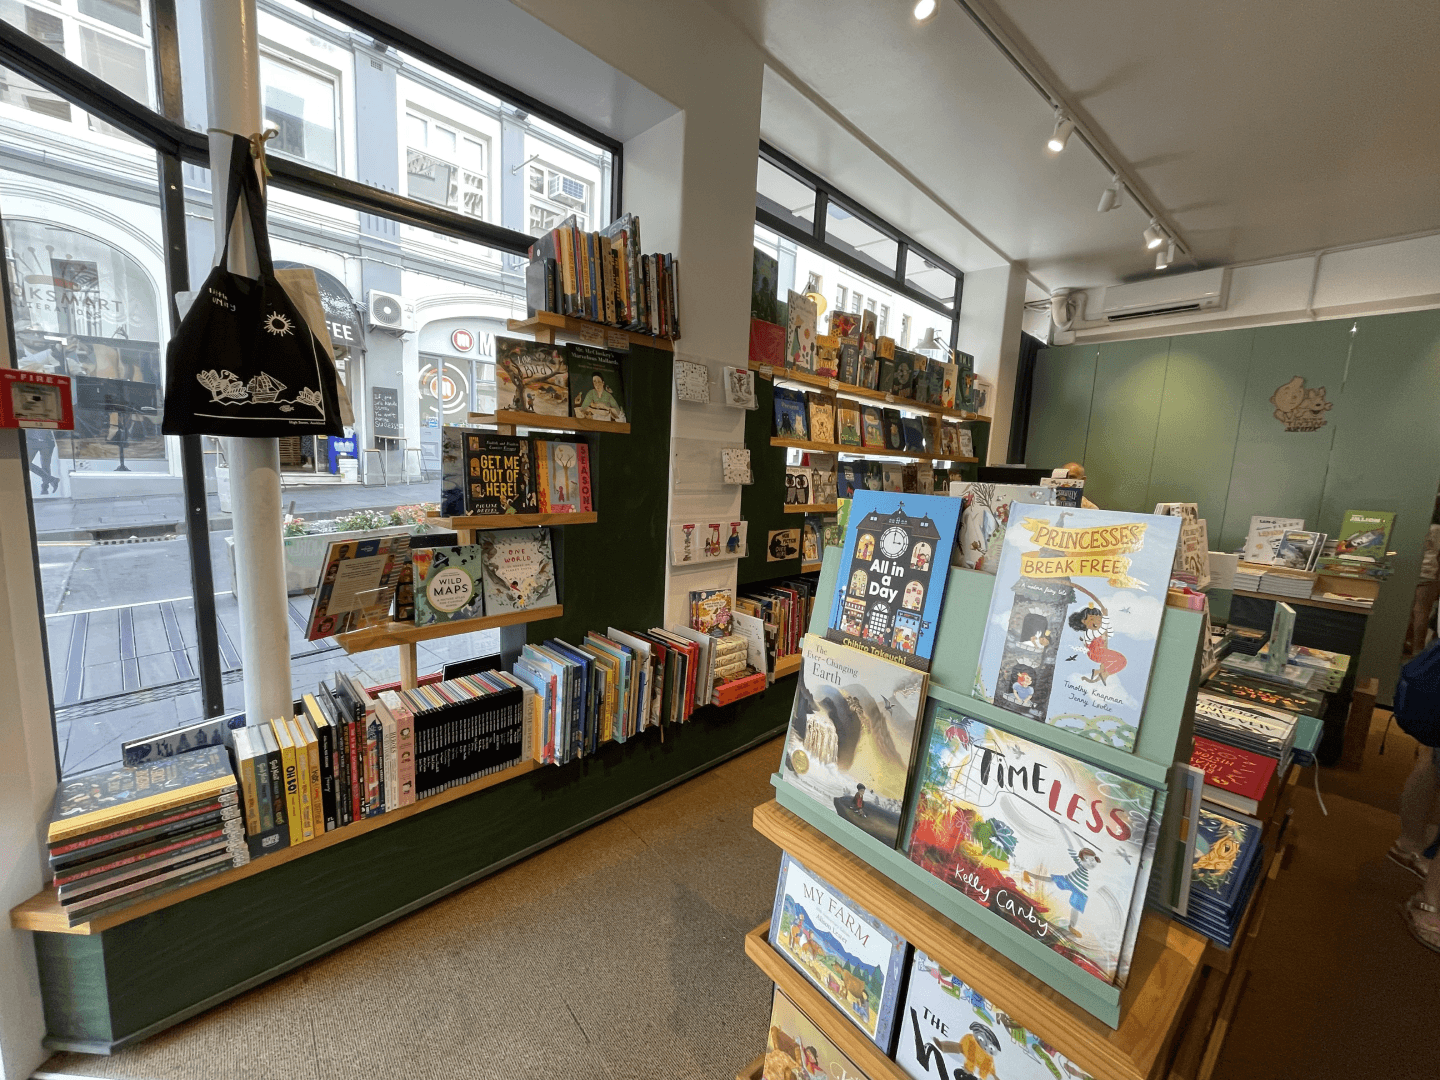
[1403, 748, 1440, 952]
[1396, 749, 1439, 851]
[1408, 580, 1440, 653]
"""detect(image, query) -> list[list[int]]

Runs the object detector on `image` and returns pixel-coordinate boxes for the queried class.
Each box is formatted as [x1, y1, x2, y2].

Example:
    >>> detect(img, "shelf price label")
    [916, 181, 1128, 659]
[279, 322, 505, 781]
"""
[605, 330, 631, 352]
[885, 393, 896, 403]
[756, 364, 773, 376]
[828, 378, 840, 390]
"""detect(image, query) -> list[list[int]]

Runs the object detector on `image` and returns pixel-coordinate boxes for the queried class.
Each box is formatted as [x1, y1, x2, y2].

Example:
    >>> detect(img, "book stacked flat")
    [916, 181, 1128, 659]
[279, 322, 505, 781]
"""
[1232, 564, 1265, 592]
[1193, 691, 1298, 776]
[1221, 652, 1327, 691]
[1173, 806, 1265, 948]
[1190, 735, 1279, 818]
[1257, 643, 1350, 693]
[46, 746, 248, 926]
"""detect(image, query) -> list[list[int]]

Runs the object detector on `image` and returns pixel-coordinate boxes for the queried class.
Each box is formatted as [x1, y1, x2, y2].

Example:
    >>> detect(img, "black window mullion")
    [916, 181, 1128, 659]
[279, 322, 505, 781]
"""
[895, 241, 908, 288]
[813, 188, 828, 246]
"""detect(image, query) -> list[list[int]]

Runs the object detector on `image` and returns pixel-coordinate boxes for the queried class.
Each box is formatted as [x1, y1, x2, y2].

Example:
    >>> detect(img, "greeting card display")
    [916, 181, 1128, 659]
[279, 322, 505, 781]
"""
[670, 520, 747, 564]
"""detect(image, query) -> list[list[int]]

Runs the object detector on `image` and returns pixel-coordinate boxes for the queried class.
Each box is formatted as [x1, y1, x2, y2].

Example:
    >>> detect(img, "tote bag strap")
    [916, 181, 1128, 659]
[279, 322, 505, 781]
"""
[214, 130, 275, 278]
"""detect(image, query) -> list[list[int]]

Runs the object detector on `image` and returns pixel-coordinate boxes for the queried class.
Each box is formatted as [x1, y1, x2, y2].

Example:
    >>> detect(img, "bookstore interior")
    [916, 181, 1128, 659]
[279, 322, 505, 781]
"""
[0, 2, 1437, 1079]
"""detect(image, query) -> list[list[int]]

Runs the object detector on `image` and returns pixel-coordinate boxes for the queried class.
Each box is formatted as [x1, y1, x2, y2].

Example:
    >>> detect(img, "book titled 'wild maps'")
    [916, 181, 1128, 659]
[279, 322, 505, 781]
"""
[904, 705, 1161, 985]
[780, 634, 928, 848]
[974, 506, 1181, 751]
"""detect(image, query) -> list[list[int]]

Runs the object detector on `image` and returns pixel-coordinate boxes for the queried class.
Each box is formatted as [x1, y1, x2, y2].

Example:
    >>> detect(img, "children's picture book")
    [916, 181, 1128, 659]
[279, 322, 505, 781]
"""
[882, 463, 904, 493]
[953, 483, 1055, 573]
[808, 393, 836, 443]
[862, 405, 885, 447]
[721, 447, 752, 485]
[958, 428, 974, 458]
[787, 289, 818, 372]
[752, 249, 781, 323]
[1187, 806, 1264, 914]
[1333, 509, 1395, 563]
[564, 343, 626, 423]
[884, 409, 905, 451]
[1243, 515, 1305, 564]
[814, 336, 840, 379]
[974, 505, 1181, 751]
[811, 462, 838, 506]
[410, 545, 486, 626]
[911, 358, 931, 404]
[749, 318, 785, 371]
[895, 949, 1098, 1080]
[838, 340, 860, 385]
[905, 703, 1160, 985]
[477, 528, 558, 613]
[1274, 529, 1323, 570]
[674, 358, 710, 403]
[304, 535, 410, 639]
[938, 362, 960, 410]
[901, 416, 927, 453]
[830, 311, 860, 339]
[722, 366, 757, 409]
[534, 439, 592, 513]
[780, 634, 928, 847]
[836, 403, 862, 446]
[690, 588, 733, 633]
[495, 336, 568, 416]
[769, 852, 909, 1050]
[441, 427, 537, 516]
[802, 516, 820, 562]
[1190, 736, 1276, 816]
[765, 986, 869, 1080]
[826, 491, 962, 670]
[774, 387, 810, 440]
[785, 466, 813, 505]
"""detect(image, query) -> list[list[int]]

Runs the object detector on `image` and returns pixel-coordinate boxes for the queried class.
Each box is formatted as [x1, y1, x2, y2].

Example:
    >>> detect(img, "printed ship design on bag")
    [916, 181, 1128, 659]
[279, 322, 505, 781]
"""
[194, 369, 325, 417]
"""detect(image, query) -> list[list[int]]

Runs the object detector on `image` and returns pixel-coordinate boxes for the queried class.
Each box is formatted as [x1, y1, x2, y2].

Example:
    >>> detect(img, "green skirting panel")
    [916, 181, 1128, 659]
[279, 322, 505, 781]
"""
[33, 687, 792, 1053]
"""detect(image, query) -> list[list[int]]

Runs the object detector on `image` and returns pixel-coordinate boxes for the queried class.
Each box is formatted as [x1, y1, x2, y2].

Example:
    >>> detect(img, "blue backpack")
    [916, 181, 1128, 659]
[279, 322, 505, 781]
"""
[1393, 639, 1440, 747]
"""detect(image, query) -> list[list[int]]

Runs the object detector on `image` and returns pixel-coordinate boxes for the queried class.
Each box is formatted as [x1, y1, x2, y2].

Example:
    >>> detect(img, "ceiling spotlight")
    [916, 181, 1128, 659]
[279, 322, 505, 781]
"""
[1097, 177, 1122, 213]
[1047, 113, 1075, 153]
[913, 0, 938, 22]
[1143, 220, 1165, 250]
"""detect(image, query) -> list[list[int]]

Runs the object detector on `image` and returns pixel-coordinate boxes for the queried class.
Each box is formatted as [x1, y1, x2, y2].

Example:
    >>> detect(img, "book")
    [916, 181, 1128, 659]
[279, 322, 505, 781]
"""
[1190, 736, 1278, 816]
[836, 403, 862, 446]
[1203, 672, 1324, 715]
[786, 290, 818, 372]
[441, 427, 537, 517]
[303, 534, 410, 640]
[807, 393, 835, 444]
[494, 336, 568, 416]
[774, 387, 810, 440]
[534, 439, 593, 513]
[765, 986, 870, 1080]
[938, 362, 960, 409]
[1244, 515, 1305, 565]
[911, 357, 931, 404]
[770, 852, 909, 1050]
[895, 948, 1099, 1080]
[953, 483, 1055, 573]
[884, 409, 905, 451]
[813, 338, 839, 379]
[858, 310, 879, 388]
[1273, 529, 1323, 570]
[564, 343, 626, 423]
[752, 249, 781, 323]
[411, 546, 486, 626]
[1186, 806, 1264, 913]
[861, 405, 885, 448]
[905, 703, 1161, 985]
[749, 317, 786, 369]
[121, 714, 240, 767]
[974, 505, 1182, 752]
[830, 311, 860, 339]
[477, 528, 558, 613]
[723, 365, 757, 409]
[690, 588, 732, 634]
[785, 465, 813, 506]
[838, 340, 861, 385]
[1333, 509, 1395, 563]
[778, 633, 929, 847]
[901, 416, 926, 453]
[826, 491, 962, 669]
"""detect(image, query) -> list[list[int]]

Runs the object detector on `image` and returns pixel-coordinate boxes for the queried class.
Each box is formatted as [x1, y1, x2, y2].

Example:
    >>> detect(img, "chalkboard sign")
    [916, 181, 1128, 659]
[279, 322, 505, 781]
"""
[371, 386, 401, 438]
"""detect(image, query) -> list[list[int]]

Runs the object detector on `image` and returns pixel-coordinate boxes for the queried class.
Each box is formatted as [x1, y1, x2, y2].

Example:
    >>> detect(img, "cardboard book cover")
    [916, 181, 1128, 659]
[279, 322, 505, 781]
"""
[442, 427, 536, 516]
[787, 289, 818, 372]
[774, 387, 810, 440]
[826, 491, 961, 670]
[49, 746, 237, 845]
[411, 546, 486, 626]
[770, 852, 909, 1051]
[904, 704, 1159, 984]
[974, 505, 1181, 752]
[750, 317, 786, 369]
[564, 343, 626, 423]
[1190, 736, 1276, 803]
[535, 439, 592, 513]
[780, 634, 928, 847]
[895, 949, 1097, 1080]
[495, 336, 568, 416]
[953, 483, 1055, 574]
[1334, 509, 1395, 563]
[1188, 806, 1263, 912]
[478, 527, 559, 613]
[304, 534, 410, 640]
[765, 986, 873, 1080]
[752, 249, 781, 323]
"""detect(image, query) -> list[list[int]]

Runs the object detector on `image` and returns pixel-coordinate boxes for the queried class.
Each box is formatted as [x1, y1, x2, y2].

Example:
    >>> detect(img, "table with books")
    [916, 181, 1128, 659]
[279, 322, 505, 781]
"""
[741, 492, 1301, 1080]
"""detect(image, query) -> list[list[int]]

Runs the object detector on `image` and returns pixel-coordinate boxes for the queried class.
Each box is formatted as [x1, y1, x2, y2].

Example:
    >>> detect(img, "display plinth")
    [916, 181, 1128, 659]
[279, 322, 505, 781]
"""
[753, 800, 1209, 1079]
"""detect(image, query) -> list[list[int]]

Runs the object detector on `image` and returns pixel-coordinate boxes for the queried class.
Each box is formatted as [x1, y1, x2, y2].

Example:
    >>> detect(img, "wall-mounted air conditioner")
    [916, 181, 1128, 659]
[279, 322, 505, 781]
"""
[367, 289, 411, 333]
[547, 173, 586, 208]
[1093, 267, 1230, 322]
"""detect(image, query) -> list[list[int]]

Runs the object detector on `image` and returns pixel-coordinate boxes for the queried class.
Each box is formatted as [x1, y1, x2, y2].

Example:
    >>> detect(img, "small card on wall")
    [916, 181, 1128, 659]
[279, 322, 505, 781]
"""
[674, 359, 710, 403]
[721, 447, 752, 485]
[767, 528, 800, 562]
[671, 520, 748, 564]
[722, 366, 757, 409]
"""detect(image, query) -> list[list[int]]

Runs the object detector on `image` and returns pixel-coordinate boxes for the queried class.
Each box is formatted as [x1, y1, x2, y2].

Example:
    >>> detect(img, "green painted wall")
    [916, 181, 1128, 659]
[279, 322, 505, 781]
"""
[1030, 310, 1440, 699]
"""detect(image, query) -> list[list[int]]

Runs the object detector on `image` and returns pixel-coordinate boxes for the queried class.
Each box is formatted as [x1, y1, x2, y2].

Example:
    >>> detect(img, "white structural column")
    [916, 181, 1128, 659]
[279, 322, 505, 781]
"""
[201, 0, 293, 724]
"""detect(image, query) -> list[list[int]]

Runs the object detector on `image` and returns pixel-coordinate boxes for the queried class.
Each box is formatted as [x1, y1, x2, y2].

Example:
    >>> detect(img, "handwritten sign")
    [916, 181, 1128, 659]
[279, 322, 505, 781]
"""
[605, 330, 631, 352]
[371, 386, 401, 438]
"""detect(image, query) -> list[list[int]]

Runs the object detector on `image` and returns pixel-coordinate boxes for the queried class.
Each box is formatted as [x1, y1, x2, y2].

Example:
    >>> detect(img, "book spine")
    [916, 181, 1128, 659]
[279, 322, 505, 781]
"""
[316, 720, 337, 832]
[367, 709, 384, 815]
[348, 700, 363, 821]
[274, 723, 303, 846]
[237, 738, 261, 837]
[305, 726, 324, 835]
[576, 445, 593, 512]
[263, 747, 288, 846]
[395, 700, 415, 806]
[384, 706, 399, 813]
[292, 728, 315, 842]
[535, 449, 550, 513]
[253, 741, 274, 833]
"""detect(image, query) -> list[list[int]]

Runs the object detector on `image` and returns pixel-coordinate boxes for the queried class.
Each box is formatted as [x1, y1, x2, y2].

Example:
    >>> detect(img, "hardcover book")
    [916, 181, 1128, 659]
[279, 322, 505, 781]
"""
[1204, 672, 1323, 715]
[752, 249, 781, 323]
[411, 546, 486, 626]
[895, 949, 1097, 1080]
[1333, 509, 1395, 563]
[905, 704, 1160, 985]
[48, 746, 237, 845]
[765, 986, 871, 1080]
[787, 289, 818, 372]
[901, 416, 926, 453]
[749, 318, 786, 370]
[938, 362, 959, 409]
[774, 387, 810, 440]
[861, 405, 885, 447]
[495, 336, 568, 416]
[770, 852, 909, 1051]
[478, 528, 559, 613]
[973, 505, 1182, 751]
[836, 403, 863, 446]
[814, 337, 840, 379]
[953, 483, 1055, 573]
[890, 351, 915, 398]
[441, 427, 537, 516]
[826, 491, 962, 669]
[830, 311, 860, 339]
[779, 633, 928, 847]
[1187, 806, 1264, 913]
[564, 343, 626, 423]
[884, 409, 905, 451]
[723, 366, 757, 409]
[911, 358, 931, 404]
[838, 340, 861, 385]
[534, 439, 593, 513]
[1243, 515, 1305, 565]
[785, 465, 813, 505]
[1190, 736, 1276, 814]
[808, 393, 836, 444]
[121, 715, 239, 767]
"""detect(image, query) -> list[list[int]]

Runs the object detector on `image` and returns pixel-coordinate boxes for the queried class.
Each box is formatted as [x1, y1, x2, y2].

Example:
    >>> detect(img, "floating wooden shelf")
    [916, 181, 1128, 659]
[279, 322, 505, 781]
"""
[800, 560, 822, 573]
[752, 800, 1209, 1080]
[755, 364, 991, 423]
[782, 503, 838, 514]
[507, 312, 675, 352]
[337, 605, 564, 654]
[771, 437, 974, 465]
[9, 759, 543, 936]
[772, 653, 802, 678]
[1229, 588, 1373, 614]
[467, 411, 630, 435]
[428, 512, 597, 530]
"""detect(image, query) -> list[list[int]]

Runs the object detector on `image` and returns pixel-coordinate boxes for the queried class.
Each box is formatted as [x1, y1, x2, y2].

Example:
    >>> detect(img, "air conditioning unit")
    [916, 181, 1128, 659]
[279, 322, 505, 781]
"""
[367, 289, 410, 333]
[1094, 267, 1230, 322]
[547, 172, 586, 208]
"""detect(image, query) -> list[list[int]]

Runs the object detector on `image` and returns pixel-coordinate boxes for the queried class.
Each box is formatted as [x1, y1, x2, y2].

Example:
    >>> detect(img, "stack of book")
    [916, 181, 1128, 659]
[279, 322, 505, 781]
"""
[1256, 568, 1316, 597]
[1232, 564, 1265, 592]
[1221, 651, 1327, 691]
[1256, 642, 1350, 692]
[46, 746, 248, 926]
[1193, 691, 1298, 777]
[1173, 805, 1266, 948]
[736, 578, 816, 666]
[1190, 735, 1279, 818]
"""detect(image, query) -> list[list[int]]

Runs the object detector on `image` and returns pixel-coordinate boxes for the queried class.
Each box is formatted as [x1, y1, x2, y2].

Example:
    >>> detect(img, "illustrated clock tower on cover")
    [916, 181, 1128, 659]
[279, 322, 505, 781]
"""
[837, 503, 942, 657]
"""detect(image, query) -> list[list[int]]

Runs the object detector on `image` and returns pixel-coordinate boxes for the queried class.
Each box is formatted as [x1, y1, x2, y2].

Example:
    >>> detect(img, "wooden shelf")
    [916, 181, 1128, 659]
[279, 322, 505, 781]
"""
[800, 560, 822, 573]
[507, 312, 675, 352]
[10, 759, 543, 936]
[336, 605, 563, 654]
[467, 411, 630, 435]
[783, 503, 838, 514]
[771, 437, 973, 464]
[757, 364, 991, 423]
[428, 512, 597, 530]
[753, 800, 1209, 1080]
[1228, 588, 1373, 614]
[745, 923, 911, 1080]
[772, 653, 802, 678]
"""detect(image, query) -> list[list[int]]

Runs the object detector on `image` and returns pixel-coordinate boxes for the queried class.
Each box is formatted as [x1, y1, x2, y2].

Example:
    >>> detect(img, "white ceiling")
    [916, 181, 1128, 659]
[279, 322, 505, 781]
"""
[711, 0, 1440, 292]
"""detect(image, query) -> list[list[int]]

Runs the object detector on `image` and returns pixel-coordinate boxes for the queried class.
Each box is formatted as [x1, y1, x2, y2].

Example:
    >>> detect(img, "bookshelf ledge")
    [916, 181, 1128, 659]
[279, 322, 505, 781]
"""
[772, 653, 802, 678]
[467, 411, 630, 435]
[800, 560, 823, 573]
[507, 312, 675, 352]
[770, 437, 955, 464]
[428, 512, 597, 530]
[337, 605, 564, 653]
[764, 367, 993, 424]
[782, 503, 839, 514]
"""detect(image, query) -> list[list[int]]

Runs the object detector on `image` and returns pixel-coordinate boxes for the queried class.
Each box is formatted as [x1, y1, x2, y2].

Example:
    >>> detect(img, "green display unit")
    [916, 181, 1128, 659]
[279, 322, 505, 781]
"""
[772, 544, 1203, 1027]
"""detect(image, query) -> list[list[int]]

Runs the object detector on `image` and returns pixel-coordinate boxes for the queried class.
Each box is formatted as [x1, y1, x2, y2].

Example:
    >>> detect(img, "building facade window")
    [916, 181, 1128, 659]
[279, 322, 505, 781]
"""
[405, 109, 486, 218]
[878, 304, 889, 338]
[527, 163, 590, 231]
[260, 52, 338, 172]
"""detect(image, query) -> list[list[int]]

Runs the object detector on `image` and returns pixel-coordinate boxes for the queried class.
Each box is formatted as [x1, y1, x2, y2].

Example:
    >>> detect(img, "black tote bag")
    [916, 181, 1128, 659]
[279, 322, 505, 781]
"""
[162, 133, 344, 438]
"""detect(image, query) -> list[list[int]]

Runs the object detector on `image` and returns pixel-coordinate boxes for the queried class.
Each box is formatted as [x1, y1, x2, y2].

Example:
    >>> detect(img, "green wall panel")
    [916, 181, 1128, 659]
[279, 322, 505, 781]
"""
[1025, 343, 1097, 472]
[1083, 338, 1170, 511]
[1143, 328, 1254, 523]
